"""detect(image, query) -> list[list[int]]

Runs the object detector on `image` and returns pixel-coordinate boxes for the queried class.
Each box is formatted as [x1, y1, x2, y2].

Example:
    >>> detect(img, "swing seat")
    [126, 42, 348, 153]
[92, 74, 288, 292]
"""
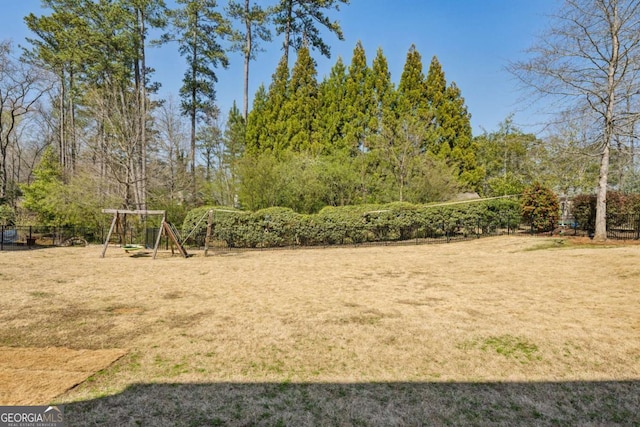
[123, 244, 145, 252]
[100, 209, 187, 259]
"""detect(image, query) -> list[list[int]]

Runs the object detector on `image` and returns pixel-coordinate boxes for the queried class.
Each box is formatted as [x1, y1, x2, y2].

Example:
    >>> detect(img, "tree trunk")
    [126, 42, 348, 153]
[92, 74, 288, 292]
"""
[59, 69, 66, 172]
[190, 92, 197, 199]
[190, 11, 199, 200]
[593, 2, 620, 242]
[69, 67, 76, 177]
[0, 146, 7, 201]
[594, 143, 610, 240]
[139, 6, 147, 211]
[283, 0, 292, 65]
[243, 0, 251, 121]
[0, 112, 18, 202]
[130, 6, 148, 211]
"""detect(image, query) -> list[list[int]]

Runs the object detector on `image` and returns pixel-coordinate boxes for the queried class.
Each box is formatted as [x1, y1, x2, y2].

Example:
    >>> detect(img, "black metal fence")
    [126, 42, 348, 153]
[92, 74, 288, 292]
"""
[561, 212, 640, 240]
[1, 225, 95, 251]
[604, 213, 640, 240]
[0, 225, 165, 251]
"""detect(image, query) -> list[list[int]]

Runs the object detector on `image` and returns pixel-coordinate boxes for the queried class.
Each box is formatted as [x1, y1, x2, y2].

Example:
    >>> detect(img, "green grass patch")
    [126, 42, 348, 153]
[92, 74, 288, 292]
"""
[480, 335, 541, 363]
[28, 291, 55, 298]
[522, 239, 566, 251]
[461, 335, 541, 363]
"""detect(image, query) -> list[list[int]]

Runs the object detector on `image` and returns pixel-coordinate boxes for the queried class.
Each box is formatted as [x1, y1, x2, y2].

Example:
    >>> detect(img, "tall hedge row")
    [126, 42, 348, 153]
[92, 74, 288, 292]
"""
[182, 199, 521, 249]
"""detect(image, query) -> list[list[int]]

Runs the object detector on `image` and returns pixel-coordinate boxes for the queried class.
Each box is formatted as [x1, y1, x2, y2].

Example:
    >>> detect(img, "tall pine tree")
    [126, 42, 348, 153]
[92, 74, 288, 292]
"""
[263, 55, 291, 153]
[343, 41, 373, 154]
[441, 82, 482, 189]
[370, 47, 395, 137]
[316, 56, 348, 153]
[424, 55, 447, 156]
[397, 44, 429, 126]
[227, 0, 271, 120]
[425, 56, 482, 190]
[24, 0, 91, 176]
[166, 0, 230, 199]
[283, 45, 319, 153]
[245, 83, 269, 153]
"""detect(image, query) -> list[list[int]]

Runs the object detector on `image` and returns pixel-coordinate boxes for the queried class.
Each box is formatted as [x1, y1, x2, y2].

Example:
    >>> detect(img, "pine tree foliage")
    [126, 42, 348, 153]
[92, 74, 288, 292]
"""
[227, 0, 271, 120]
[441, 82, 481, 189]
[424, 55, 447, 154]
[263, 55, 291, 153]
[23, 1, 90, 175]
[245, 84, 269, 153]
[283, 45, 319, 153]
[424, 55, 482, 189]
[370, 47, 395, 136]
[343, 41, 373, 154]
[225, 101, 247, 165]
[397, 45, 428, 120]
[241, 42, 483, 210]
[166, 0, 231, 196]
[169, 0, 230, 117]
[316, 56, 348, 153]
[273, 0, 349, 64]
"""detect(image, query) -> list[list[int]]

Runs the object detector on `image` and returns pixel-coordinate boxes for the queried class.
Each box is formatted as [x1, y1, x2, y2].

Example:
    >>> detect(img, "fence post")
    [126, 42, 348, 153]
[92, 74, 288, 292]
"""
[1, 225, 4, 251]
[530, 214, 534, 235]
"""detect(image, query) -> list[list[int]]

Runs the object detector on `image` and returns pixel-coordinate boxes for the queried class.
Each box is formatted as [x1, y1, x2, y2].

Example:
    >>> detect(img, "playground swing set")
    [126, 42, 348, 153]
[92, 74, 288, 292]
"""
[100, 209, 188, 259]
[100, 208, 234, 259]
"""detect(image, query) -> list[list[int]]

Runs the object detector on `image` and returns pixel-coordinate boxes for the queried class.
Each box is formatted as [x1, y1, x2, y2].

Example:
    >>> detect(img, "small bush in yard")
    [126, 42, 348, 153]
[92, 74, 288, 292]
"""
[521, 182, 559, 232]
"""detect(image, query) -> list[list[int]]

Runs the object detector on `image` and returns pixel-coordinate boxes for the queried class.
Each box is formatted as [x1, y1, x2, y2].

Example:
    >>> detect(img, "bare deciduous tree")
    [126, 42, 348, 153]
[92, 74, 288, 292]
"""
[0, 41, 50, 203]
[510, 0, 640, 241]
[151, 96, 190, 204]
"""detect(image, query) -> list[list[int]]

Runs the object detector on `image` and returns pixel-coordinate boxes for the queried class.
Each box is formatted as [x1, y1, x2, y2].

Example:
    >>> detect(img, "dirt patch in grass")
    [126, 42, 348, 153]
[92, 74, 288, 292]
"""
[0, 347, 127, 405]
[0, 236, 638, 424]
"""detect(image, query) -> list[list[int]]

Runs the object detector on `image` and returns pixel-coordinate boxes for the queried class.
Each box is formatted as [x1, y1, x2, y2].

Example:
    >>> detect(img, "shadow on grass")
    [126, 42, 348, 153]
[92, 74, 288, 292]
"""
[64, 380, 639, 426]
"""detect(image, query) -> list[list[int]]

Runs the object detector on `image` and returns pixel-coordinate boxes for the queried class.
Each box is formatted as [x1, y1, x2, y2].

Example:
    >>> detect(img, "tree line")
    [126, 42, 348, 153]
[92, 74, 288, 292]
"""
[0, 0, 638, 235]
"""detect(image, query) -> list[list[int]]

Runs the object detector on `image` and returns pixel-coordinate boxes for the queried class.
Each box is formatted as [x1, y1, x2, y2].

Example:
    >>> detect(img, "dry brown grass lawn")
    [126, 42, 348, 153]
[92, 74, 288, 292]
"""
[0, 236, 639, 425]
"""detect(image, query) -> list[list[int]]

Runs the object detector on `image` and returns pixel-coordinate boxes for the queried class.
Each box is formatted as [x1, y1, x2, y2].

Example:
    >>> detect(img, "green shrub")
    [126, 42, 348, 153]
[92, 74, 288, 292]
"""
[572, 194, 595, 231]
[521, 183, 560, 232]
[486, 198, 522, 231]
[252, 207, 301, 247]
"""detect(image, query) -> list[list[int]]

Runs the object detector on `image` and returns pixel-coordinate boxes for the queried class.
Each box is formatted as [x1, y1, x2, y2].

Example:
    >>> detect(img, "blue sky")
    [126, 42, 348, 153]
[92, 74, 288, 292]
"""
[1, 0, 558, 135]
